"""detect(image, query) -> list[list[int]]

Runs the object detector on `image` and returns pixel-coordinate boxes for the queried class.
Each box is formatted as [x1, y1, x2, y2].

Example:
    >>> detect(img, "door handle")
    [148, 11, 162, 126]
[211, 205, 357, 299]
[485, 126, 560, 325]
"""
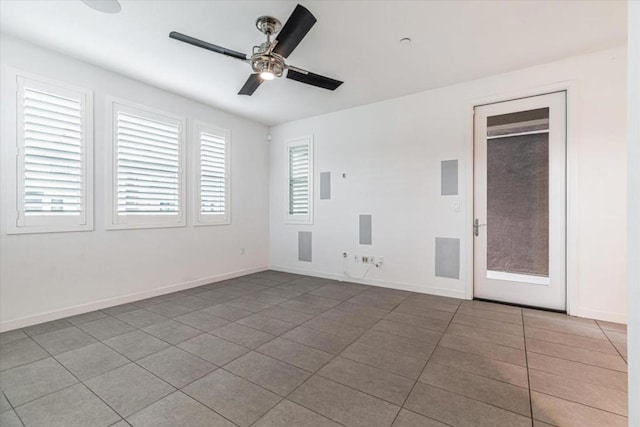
[473, 218, 486, 236]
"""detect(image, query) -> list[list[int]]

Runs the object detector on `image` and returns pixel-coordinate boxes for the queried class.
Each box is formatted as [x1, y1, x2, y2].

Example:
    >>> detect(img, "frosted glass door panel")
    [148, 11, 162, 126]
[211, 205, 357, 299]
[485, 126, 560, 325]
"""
[486, 108, 550, 278]
[487, 133, 549, 277]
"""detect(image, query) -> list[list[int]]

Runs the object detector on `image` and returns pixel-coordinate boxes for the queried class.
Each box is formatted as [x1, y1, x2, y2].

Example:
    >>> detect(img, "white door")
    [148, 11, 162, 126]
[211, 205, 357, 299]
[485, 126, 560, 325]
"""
[473, 92, 566, 310]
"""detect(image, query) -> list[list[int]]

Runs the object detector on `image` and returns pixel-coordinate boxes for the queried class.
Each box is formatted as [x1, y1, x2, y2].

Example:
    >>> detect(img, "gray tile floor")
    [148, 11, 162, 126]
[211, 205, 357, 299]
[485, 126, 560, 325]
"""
[0, 271, 628, 427]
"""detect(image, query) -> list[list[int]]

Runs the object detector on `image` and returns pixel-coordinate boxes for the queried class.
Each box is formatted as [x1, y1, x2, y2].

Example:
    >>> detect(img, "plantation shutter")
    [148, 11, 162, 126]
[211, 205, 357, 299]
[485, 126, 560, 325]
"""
[199, 131, 227, 215]
[18, 77, 87, 227]
[116, 110, 181, 216]
[288, 143, 310, 215]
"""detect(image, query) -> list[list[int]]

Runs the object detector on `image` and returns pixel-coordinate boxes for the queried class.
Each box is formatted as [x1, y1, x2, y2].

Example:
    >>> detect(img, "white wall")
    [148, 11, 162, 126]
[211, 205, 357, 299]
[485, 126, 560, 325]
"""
[269, 46, 627, 323]
[627, 0, 639, 423]
[0, 36, 270, 331]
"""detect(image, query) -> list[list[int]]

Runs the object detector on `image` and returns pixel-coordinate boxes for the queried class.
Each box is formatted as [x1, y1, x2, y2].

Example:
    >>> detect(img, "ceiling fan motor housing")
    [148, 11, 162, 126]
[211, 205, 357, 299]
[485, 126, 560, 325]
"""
[251, 52, 285, 78]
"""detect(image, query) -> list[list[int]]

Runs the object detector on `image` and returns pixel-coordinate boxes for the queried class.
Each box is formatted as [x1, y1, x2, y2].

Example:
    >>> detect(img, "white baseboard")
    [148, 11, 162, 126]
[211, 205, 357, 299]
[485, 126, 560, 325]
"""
[571, 306, 627, 325]
[269, 264, 468, 300]
[0, 265, 269, 332]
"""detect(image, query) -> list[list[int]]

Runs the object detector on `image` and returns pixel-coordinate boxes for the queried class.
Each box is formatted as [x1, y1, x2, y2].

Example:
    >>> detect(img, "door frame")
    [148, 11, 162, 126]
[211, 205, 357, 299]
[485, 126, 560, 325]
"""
[464, 81, 579, 316]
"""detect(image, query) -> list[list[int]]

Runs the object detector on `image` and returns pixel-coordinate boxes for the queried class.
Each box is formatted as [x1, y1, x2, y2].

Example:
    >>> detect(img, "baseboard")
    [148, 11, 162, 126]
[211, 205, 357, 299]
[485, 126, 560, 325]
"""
[571, 306, 627, 325]
[0, 265, 269, 332]
[269, 264, 468, 300]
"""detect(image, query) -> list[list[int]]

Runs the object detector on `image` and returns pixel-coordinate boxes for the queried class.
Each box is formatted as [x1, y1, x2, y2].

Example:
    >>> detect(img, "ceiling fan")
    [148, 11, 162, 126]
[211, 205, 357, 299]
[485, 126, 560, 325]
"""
[169, 4, 343, 96]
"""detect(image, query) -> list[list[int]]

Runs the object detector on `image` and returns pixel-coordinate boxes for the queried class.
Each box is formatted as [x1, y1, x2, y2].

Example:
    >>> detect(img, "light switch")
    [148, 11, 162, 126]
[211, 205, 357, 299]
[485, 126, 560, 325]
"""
[453, 202, 461, 212]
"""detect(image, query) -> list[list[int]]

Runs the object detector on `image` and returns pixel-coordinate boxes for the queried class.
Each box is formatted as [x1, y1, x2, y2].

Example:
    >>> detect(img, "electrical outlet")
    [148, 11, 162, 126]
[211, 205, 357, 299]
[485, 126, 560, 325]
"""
[362, 256, 369, 263]
[354, 255, 360, 263]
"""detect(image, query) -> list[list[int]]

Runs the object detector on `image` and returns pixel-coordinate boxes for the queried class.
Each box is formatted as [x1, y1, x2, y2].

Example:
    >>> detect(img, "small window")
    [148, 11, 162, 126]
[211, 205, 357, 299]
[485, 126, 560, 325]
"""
[193, 122, 230, 225]
[107, 98, 186, 229]
[285, 136, 313, 224]
[5, 72, 93, 234]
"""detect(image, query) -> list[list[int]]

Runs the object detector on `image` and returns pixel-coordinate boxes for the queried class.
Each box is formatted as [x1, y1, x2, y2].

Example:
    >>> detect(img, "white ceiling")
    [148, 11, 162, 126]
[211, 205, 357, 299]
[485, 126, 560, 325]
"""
[0, 0, 627, 126]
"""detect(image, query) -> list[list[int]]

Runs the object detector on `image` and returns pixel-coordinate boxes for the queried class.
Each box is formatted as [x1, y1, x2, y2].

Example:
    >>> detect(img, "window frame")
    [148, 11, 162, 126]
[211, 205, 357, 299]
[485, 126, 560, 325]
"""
[3, 68, 94, 235]
[106, 96, 186, 230]
[285, 135, 314, 225]
[192, 121, 231, 226]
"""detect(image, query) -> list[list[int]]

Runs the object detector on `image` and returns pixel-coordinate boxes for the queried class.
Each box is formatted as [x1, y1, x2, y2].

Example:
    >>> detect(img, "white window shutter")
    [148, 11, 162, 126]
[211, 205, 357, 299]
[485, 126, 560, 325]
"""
[116, 111, 181, 215]
[108, 99, 185, 229]
[193, 123, 230, 225]
[200, 132, 226, 214]
[288, 144, 310, 215]
[285, 136, 313, 224]
[13, 74, 93, 233]
[23, 87, 83, 216]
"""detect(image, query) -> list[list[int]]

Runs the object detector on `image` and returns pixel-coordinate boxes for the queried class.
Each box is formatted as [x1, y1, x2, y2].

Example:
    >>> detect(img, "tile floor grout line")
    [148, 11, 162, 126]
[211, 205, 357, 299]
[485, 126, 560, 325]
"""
[169, 282, 369, 427]
[595, 320, 628, 364]
[440, 329, 625, 372]
[526, 363, 628, 393]
[426, 359, 530, 389]
[163, 281, 632, 424]
[449, 320, 526, 338]
[523, 348, 628, 373]
[388, 299, 463, 427]
[3, 387, 28, 427]
[245, 353, 347, 427]
[410, 381, 534, 421]
[521, 351, 629, 383]
[3, 273, 627, 426]
[12, 297, 259, 424]
[521, 306, 535, 427]
[1, 386, 19, 416]
[441, 328, 526, 351]
[102, 279, 302, 426]
[525, 385, 629, 419]
[113, 280, 304, 426]
[229, 279, 361, 427]
[8, 332, 128, 426]
[246, 285, 415, 426]
[521, 321, 609, 338]
[126, 387, 240, 427]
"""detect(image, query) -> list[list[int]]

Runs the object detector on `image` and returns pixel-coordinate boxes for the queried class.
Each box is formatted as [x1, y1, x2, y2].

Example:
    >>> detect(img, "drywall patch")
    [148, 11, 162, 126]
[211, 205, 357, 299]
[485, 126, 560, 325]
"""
[441, 160, 459, 196]
[435, 237, 460, 279]
[298, 231, 312, 262]
[359, 215, 372, 245]
[320, 172, 331, 200]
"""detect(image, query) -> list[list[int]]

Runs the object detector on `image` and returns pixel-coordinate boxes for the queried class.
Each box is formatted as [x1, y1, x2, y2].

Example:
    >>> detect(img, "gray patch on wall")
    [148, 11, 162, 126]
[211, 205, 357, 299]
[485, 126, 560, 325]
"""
[359, 215, 372, 245]
[298, 231, 312, 262]
[435, 237, 460, 279]
[320, 172, 331, 200]
[441, 160, 459, 196]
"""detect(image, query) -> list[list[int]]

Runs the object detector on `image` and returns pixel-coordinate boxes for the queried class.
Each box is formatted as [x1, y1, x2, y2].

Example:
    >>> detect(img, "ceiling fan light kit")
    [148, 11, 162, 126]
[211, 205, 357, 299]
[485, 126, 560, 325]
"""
[169, 4, 343, 96]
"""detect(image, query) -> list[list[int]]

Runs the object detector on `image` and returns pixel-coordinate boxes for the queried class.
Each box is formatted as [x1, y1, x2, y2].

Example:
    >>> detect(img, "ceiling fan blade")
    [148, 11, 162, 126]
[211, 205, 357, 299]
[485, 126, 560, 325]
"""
[286, 68, 343, 91]
[273, 4, 317, 58]
[169, 31, 247, 61]
[238, 74, 263, 95]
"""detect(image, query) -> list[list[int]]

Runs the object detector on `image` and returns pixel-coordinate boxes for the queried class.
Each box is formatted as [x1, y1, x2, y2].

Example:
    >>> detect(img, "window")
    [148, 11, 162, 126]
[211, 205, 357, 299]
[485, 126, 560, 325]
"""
[107, 98, 186, 229]
[285, 136, 313, 224]
[4, 71, 93, 234]
[193, 122, 230, 225]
